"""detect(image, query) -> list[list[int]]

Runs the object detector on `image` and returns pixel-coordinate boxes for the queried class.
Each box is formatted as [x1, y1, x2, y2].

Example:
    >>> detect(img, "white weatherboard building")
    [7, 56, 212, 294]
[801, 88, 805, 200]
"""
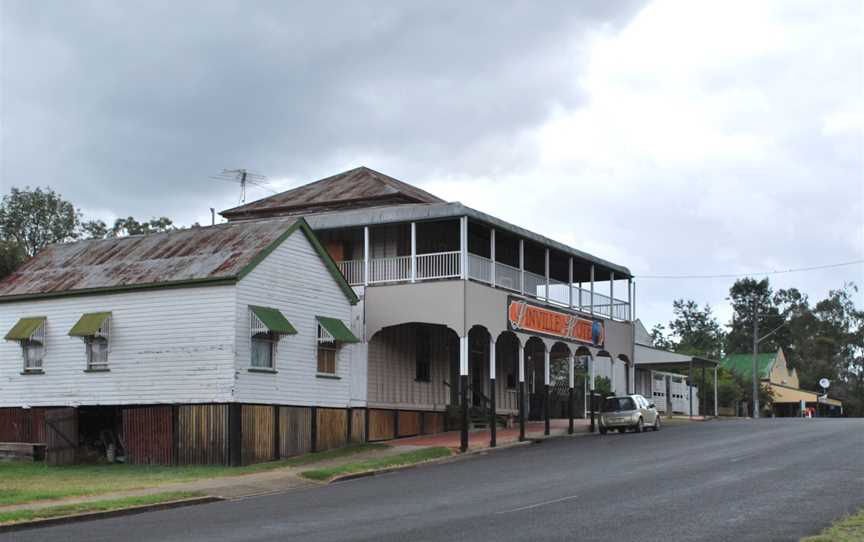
[2, 167, 642, 464]
[1, 218, 361, 465]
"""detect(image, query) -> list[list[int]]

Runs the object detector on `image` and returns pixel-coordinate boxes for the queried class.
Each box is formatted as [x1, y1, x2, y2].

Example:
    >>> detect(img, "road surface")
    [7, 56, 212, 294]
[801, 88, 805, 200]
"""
[5, 418, 863, 542]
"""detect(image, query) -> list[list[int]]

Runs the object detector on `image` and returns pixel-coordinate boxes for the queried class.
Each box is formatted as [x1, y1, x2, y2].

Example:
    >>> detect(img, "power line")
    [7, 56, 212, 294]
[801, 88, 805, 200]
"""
[636, 259, 864, 280]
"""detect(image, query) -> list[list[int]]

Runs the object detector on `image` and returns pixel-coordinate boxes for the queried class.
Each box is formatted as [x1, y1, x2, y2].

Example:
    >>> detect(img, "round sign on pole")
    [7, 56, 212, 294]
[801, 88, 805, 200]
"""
[819, 378, 830, 389]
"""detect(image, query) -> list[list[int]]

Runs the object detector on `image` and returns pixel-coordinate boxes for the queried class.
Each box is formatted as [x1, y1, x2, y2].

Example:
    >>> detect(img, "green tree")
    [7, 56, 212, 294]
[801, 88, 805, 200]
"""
[0, 187, 80, 257]
[0, 240, 26, 281]
[668, 299, 724, 359]
[649, 324, 673, 350]
[726, 278, 785, 355]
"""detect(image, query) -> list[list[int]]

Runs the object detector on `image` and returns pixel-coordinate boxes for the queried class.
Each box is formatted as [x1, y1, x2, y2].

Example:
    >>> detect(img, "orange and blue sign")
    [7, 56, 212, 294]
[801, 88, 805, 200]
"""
[507, 297, 605, 347]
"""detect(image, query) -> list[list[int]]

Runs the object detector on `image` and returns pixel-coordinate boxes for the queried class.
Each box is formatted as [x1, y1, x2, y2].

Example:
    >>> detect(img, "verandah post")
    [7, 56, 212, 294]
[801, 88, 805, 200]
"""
[518, 341, 526, 442]
[410, 222, 416, 283]
[489, 335, 497, 448]
[568, 354, 575, 435]
[460, 335, 469, 453]
[544, 348, 550, 436]
[490, 228, 496, 286]
[363, 226, 370, 286]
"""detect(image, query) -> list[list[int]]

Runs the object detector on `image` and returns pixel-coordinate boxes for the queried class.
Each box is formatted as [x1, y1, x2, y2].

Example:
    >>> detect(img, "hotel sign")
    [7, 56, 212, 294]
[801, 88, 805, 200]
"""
[507, 297, 605, 347]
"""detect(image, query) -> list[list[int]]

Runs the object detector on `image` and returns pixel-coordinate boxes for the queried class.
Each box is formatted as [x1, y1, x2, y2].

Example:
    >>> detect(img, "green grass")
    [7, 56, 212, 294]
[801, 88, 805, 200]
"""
[0, 443, 387, 506]
[802, 508, 864, 542]
[301, 447, 453, 481]
[0, 491, 203, 525]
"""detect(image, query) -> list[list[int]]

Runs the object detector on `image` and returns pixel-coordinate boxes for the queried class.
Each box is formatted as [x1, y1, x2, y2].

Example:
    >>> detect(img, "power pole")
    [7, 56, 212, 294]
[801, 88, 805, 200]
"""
[752, 303, 759, 419]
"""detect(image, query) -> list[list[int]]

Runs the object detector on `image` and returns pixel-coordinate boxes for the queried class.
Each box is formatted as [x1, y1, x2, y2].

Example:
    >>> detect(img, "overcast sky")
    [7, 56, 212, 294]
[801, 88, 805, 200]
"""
[1, 0, 862, 332]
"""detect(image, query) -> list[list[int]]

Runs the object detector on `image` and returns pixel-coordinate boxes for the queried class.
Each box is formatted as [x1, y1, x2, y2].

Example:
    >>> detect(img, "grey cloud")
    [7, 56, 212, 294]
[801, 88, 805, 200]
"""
[0, 0, 644, 222]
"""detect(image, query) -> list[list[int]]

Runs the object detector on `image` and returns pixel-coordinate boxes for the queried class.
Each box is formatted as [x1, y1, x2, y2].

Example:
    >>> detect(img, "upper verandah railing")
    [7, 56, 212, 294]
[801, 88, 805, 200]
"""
[336, 250, 631, 321]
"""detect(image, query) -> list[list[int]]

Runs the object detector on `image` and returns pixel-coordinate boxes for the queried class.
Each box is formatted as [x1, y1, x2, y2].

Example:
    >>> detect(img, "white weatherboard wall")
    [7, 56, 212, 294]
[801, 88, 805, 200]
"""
[234, 229, 360, 407]
[0, 285, 236, 407]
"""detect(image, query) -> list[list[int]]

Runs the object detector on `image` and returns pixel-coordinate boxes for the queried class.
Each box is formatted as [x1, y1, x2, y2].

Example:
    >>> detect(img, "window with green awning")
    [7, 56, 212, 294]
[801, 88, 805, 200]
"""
[4, 317, 46, 341]
[250, 306, 297, 335]
[68, 312, 111, 337]
[316, 316, 359, 343]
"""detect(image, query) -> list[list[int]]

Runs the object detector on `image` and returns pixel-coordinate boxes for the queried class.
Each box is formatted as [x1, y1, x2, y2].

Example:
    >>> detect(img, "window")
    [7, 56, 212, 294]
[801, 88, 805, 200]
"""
[315, 316, 359, 377]
[22, 339, 44, 372]
[5, 317, 47, 373]
[317, 343, 337, 375]
[415, 325, 431, 382]
[86, 336, 109, 370]
[69, 312, 111, 371]
[251, 332, 276, 369]
[248, 306, 295, 371]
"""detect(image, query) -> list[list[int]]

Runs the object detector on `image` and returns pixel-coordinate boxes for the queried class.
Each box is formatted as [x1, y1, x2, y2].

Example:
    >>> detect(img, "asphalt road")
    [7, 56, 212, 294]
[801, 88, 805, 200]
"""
[5, 419, 864, 542]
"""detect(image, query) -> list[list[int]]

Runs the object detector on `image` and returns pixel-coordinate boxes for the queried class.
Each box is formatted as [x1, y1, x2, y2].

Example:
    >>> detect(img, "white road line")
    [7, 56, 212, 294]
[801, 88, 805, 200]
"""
[498, 493, 582, 514]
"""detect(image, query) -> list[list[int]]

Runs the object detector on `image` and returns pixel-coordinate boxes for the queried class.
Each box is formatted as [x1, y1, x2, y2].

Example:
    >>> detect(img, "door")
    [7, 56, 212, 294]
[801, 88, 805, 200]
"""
[45, 408, 77, 466]
[665, 376, 673, 414]
[470, 343, 485, 408]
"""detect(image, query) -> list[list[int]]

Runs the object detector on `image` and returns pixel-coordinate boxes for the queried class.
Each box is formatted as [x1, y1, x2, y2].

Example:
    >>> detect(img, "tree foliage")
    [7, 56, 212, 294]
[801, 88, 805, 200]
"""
[0, 187, 80, 258]
[82, 216, 175, 238]
[0, 186, 178, 280]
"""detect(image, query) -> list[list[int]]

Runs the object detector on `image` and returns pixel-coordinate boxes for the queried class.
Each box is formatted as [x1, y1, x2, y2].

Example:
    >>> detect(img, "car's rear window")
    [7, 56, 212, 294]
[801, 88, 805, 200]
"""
[603, 397, 636, 411]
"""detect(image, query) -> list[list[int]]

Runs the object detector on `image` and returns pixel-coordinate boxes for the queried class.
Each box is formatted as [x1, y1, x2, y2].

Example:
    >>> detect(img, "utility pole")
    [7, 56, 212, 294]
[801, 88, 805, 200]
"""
[752, 297, 760, 418]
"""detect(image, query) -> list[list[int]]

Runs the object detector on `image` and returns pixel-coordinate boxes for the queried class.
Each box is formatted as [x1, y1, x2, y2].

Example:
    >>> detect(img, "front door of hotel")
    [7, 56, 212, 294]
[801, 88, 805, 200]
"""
[469, 336, 486, 408]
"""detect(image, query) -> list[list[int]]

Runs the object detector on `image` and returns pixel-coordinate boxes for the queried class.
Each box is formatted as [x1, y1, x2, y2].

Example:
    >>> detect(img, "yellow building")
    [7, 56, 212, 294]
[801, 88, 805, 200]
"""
[721, 348, 842, 417]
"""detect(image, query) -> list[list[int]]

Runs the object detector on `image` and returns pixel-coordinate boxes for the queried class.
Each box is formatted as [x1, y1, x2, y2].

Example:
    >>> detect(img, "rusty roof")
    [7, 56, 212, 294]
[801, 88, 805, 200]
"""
[221, 166, 445, 220]
[0, 218, 300, 300]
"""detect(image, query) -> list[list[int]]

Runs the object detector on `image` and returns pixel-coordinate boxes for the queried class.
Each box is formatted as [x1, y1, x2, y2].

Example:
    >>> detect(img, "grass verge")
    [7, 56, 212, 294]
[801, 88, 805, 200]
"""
[0, 443, 387, 506]
[802, 508, 864, 542]
[300, 447, 453, 481]
[0, 491, 203, 525]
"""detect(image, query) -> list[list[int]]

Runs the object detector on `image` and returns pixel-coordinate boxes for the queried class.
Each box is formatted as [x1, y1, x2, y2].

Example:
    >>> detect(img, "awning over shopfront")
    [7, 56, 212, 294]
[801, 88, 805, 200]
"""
[634, 344, 718, 371]
[770, 384, 842, 407]
[634, 343, 720, 417]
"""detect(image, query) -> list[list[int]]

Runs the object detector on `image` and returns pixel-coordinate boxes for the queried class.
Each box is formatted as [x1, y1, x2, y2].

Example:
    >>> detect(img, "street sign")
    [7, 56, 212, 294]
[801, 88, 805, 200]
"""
[819, 378, 830, 389]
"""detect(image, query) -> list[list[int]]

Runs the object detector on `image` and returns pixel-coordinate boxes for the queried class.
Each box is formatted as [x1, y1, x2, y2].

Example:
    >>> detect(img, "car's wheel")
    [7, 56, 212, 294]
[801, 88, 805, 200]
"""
[635, 417, 644, 433]
[599, 425, 607, 435]
[618, 428, 626, 433]
[653, 416, 661, 431]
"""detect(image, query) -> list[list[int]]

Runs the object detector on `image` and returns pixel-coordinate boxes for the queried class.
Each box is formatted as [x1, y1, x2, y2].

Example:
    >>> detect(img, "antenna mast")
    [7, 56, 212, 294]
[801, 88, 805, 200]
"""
[210, 168, 271, 203]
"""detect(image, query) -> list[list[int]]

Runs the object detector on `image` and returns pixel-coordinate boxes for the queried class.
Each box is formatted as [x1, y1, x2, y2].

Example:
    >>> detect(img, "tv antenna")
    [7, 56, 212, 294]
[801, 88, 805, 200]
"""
[210, 168, 275, 203]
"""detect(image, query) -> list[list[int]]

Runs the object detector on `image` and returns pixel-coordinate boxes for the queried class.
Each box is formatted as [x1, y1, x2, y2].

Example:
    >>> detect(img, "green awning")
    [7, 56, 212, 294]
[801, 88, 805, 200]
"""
[316, 316, 359, 343]
[4, 317, 46, 341]
[69, 312, 111, 337]
[250, 306, 297, 335]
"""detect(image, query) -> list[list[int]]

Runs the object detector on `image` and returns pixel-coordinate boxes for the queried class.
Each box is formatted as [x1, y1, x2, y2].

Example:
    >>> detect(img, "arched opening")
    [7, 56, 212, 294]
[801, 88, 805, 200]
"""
[575, 346, 593, 417]
[548, 342, 572, 419]
[524, 337, 547, 421]
[594, 350, 613, 397]
[368, 322, 459, 411]
[495, 331, 521, 415]
[467, 326, 492, 409]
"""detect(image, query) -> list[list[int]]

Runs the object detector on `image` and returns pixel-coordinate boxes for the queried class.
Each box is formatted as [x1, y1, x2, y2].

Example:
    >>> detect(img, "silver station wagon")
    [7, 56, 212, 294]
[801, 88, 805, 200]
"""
[598, 394, 660, 434]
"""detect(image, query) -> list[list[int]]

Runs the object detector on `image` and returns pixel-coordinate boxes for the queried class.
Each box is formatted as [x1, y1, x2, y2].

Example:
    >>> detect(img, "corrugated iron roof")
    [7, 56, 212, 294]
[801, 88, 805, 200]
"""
[0, 218, 299, 300]
[221, 166, 444, 219]
[721, 352, 776, 379]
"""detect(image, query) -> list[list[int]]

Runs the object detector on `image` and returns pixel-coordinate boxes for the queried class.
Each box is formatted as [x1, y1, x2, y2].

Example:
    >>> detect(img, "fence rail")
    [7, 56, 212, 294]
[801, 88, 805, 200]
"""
[336, 253, 631, 320]
[467, 254, 492, 283]
[370, 255, 411, 284]
[417, 251, 461, 280]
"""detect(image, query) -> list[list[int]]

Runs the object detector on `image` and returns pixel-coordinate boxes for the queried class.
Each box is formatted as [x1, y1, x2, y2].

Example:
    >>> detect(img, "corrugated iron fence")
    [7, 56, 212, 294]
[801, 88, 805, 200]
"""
[122, 406, 173, 465]
[0, 407, 47, 443]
